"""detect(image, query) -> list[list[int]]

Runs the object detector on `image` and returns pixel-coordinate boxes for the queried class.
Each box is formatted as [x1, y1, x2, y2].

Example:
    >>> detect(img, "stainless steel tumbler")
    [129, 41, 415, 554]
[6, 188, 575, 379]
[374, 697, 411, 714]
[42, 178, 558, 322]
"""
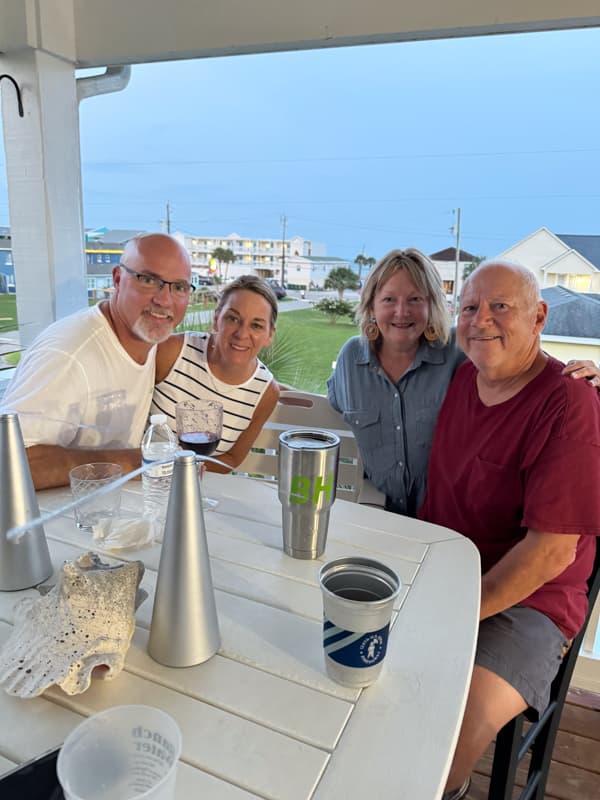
[278, 429, 340, 559]
[320, 557, 401, 687]
[0, 411, 52, 591]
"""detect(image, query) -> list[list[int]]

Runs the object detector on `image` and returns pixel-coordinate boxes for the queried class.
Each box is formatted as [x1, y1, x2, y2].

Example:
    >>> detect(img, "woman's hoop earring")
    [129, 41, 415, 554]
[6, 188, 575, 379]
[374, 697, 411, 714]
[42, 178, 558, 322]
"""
[365, 318, 380, 341]
[423, 324, 437, 342]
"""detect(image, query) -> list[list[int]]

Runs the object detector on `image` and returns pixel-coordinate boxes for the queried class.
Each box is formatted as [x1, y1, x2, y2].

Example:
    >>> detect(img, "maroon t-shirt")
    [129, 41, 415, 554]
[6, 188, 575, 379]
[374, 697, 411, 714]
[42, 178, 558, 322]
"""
[419, 357, 600, 639]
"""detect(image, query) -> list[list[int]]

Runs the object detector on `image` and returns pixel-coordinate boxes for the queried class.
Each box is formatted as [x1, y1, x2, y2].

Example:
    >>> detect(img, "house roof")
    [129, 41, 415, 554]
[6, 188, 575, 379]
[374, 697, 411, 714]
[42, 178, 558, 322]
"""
[429, 247, 478, 262]
[541, 285, 600, 338]
[303, 256, 348, 263]
[555, 234, 600, 271]
[87, 264, 114, 276]
[86, 241, 126, 252]
[86, 228, 149, 244]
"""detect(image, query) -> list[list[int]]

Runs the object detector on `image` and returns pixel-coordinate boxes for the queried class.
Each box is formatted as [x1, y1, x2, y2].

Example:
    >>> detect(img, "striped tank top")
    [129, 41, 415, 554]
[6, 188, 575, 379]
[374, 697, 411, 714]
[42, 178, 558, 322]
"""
[151, 332, 274, 455]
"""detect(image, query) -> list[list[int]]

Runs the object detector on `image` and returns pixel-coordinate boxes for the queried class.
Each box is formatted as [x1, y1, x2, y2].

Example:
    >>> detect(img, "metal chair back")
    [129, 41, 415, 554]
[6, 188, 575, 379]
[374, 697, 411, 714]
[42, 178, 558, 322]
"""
[488, 539, 600, 800]
[237, 390, 384, 504]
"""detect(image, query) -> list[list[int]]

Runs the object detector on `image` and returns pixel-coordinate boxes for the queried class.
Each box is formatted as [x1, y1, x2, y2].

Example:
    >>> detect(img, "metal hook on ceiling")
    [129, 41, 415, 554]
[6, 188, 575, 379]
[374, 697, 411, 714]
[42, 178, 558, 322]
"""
[0, 74, 24, 117]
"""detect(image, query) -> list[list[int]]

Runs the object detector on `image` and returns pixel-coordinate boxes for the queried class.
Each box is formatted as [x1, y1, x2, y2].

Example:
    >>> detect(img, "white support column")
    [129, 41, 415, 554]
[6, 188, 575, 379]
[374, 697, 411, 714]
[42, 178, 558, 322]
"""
[1, 48, 87, 345]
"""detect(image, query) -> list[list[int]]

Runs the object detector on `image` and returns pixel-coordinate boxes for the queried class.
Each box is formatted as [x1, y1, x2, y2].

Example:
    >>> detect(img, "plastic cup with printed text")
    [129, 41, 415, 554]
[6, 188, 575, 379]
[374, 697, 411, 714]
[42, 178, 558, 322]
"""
[56, 704, 182, 800]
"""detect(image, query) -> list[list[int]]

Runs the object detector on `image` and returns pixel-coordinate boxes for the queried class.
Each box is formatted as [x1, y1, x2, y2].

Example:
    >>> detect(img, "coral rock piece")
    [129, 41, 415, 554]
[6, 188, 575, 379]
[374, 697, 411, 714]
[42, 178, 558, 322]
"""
[0, 552, 144, 697]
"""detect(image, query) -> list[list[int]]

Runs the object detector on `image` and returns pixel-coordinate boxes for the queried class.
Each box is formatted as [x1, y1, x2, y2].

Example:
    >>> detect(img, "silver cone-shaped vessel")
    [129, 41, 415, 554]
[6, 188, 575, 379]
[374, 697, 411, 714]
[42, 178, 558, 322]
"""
[0, 411, 53, 590]
[148, 451, 220, 666]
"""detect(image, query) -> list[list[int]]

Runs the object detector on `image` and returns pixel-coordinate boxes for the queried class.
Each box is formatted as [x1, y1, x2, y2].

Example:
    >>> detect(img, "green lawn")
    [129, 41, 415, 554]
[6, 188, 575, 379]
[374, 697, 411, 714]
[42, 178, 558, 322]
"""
[0, 294, 358, 394]
[0, 294, 18, 329]
[265, 307, 358, 394]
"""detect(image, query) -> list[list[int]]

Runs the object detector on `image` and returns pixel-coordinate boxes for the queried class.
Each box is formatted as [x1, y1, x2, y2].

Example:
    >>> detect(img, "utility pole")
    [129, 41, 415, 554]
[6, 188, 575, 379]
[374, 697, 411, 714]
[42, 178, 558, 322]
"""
[279, 213, 287, 286]
[166, 201, 171, 234]
[451, 207, 461, 317]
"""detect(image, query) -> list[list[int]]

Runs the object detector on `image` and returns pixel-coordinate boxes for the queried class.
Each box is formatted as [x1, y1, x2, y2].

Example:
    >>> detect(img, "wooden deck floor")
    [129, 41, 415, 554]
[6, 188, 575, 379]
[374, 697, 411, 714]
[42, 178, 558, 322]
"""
[465, 689, 600, 800]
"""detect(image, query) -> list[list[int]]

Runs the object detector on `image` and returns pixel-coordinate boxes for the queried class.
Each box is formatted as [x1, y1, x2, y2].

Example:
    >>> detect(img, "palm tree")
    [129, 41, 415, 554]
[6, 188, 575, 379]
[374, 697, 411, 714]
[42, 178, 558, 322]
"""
[354, 253, 376, 283]
[354, 254, 367, 281]
[364, 256, 376, 275]
[324, 267, 360, 300]
[462, 255, 485, 281]
[211, 247, 236, 281]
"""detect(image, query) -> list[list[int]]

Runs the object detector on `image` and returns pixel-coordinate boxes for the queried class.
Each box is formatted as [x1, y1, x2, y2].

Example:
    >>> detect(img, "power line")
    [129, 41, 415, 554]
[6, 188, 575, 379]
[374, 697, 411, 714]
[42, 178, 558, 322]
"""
[80, 146, 600, 168]
[76, 192, 600, 207]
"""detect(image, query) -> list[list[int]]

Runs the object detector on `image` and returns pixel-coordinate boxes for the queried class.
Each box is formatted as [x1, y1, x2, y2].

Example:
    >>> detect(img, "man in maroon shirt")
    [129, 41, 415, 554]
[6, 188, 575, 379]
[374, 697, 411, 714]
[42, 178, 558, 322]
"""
[419, 261, 600, 800]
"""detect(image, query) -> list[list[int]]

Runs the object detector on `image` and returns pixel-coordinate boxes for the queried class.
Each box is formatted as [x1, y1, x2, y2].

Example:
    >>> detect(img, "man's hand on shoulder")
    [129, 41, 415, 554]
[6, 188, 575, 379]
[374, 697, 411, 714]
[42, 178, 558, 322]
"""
[562, 359, 600, 389]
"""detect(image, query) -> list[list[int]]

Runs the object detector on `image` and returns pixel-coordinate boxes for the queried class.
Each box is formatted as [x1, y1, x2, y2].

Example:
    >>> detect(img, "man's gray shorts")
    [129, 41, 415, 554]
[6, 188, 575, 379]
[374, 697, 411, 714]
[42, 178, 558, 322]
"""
[475, 606, 569, 718]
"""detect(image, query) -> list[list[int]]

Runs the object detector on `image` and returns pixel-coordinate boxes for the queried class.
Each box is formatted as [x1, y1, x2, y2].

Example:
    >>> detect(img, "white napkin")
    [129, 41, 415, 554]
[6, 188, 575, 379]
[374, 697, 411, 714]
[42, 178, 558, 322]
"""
[92, 513, 156, 551]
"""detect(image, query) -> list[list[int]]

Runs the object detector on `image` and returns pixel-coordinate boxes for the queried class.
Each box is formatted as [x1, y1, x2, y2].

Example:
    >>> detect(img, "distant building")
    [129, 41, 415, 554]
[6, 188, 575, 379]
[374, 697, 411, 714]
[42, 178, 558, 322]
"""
[540, 285, 600, 364]
[284, 255, 352, 290]
[0, 227, 149, 297]
[172, 231, 349, 287]
[84, 229, 148, 297]
[429, 247, 479, 308]
[498, 228, 600, 293]
[0, 227, 14, 293]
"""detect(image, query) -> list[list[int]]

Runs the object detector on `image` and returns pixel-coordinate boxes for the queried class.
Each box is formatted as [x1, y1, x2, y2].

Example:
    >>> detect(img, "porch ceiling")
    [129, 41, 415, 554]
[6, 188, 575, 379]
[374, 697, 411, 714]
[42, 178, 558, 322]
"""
[1, 0, 600, 68]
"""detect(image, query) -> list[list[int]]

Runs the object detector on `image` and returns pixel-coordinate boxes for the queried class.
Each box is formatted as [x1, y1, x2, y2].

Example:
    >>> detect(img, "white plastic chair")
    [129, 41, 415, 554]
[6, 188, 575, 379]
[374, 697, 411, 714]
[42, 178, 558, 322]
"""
[237, 390, 385, 505]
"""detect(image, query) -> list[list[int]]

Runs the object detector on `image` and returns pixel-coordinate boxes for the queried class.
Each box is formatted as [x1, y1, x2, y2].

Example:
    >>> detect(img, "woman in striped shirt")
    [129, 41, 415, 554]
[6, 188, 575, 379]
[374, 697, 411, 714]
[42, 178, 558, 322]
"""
[151, 275, 280, 471]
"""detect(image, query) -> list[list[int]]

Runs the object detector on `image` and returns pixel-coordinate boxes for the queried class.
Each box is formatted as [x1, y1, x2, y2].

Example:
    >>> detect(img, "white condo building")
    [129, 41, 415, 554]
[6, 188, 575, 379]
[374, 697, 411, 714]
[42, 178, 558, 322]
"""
[173, 231, 350, 289]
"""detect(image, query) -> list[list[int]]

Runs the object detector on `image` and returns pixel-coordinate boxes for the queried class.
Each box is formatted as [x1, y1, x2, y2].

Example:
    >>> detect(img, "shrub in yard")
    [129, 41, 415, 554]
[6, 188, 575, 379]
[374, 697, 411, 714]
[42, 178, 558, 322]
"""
[314, 298, 356, 324]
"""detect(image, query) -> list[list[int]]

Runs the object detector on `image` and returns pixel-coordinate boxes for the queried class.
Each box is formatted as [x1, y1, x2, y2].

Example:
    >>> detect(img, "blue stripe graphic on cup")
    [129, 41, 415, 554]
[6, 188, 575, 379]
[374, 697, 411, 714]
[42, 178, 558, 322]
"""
[323, 623, 353, 648]
[323, 620, 389, 668]
[325, 631, 364, 654]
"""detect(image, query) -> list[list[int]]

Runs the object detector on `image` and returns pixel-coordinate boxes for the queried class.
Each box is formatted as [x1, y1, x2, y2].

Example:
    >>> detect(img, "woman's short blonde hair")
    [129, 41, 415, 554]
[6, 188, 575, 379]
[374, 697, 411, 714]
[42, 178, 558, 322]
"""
[357, 248, 450, 347]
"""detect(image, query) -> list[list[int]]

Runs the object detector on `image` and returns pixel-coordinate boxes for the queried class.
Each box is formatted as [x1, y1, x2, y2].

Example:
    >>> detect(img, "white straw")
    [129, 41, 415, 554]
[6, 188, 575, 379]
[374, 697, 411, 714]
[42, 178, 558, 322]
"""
[6, 453, 230, 542]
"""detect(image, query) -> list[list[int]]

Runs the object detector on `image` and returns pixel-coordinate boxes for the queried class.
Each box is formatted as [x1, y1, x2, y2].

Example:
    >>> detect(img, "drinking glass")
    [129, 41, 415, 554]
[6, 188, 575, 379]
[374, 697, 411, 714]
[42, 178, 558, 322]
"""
[175, 400, 223, 509]
[69, 462, 122, 529]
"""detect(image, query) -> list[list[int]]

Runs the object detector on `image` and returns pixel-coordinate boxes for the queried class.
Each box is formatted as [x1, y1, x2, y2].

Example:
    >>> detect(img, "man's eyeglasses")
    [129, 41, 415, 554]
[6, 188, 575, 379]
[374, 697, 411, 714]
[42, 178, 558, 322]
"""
[119, 264, 195, 298]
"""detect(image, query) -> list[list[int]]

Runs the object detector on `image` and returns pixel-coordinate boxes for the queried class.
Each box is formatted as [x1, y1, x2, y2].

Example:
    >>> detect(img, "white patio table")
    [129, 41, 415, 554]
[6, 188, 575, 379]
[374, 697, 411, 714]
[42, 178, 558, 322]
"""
[0, 473, 480, 800]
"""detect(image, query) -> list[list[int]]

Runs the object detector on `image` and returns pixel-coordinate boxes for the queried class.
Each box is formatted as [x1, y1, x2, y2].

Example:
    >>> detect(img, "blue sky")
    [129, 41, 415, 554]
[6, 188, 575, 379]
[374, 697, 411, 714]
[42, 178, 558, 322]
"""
[2, 26, 600, 262]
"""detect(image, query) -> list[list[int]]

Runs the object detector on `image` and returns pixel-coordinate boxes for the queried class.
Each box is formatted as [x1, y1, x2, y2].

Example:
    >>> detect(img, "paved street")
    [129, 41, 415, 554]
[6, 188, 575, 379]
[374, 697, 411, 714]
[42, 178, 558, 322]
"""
[182, 289, 356, 326]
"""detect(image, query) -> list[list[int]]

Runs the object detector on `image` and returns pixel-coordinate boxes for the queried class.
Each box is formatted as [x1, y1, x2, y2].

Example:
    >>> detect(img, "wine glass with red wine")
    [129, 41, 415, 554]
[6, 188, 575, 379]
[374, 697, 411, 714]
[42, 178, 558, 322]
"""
[175, 399, 224, 509]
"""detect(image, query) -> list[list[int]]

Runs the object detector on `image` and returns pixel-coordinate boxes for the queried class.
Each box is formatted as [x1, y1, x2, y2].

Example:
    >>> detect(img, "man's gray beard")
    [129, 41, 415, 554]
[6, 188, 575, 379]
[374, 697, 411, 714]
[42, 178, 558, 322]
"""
[132, 313, 174, 345]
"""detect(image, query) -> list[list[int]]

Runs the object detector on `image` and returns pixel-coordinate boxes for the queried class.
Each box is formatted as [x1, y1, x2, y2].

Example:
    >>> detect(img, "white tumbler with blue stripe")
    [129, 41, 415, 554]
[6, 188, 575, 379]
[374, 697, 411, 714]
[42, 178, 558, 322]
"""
[320, 557, 401, 687]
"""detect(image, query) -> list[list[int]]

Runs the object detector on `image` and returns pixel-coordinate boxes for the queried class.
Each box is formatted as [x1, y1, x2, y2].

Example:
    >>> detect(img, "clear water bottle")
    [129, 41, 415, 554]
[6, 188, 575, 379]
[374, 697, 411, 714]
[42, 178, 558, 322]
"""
[141, 413, 178, 538]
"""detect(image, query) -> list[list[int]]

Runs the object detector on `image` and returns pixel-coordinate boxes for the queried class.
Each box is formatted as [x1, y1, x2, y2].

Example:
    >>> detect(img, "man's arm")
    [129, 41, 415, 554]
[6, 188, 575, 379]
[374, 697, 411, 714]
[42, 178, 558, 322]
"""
[480, 529, 580, 621]
[27, 444, 142, 490]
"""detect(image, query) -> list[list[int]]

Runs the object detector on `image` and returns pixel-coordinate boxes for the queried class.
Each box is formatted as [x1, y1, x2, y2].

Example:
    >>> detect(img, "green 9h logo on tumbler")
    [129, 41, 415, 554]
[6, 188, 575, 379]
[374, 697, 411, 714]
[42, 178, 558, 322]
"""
[289, 472, 334, 505]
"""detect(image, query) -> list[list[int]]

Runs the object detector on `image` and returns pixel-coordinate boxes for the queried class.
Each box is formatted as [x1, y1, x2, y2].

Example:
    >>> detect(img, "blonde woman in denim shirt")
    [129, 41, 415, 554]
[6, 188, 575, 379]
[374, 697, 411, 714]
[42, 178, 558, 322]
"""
[328, 248, 599, 517]
[328, 248, 461, 516]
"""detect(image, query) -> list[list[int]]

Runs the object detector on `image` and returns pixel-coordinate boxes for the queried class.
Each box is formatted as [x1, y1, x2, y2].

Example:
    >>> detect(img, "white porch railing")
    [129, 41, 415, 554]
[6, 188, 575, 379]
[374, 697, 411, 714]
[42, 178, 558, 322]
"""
[573, 592, 600, 693]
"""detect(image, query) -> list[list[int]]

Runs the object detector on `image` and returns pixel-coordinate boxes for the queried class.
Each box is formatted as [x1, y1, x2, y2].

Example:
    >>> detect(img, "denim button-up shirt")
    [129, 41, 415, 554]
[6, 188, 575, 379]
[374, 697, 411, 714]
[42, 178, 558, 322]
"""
[327, 331, 465, 516]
